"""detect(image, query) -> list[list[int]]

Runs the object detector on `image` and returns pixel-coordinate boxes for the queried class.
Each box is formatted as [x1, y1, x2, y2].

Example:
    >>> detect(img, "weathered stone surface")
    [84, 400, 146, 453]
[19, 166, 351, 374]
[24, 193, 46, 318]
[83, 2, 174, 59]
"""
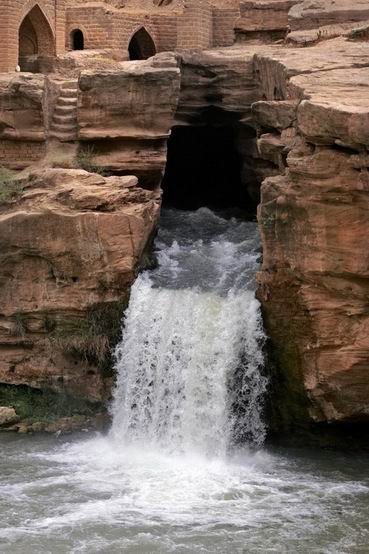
[0, 169, 160, 403]
[236, 0, 299, 38]
[286, 20, 369, 47]
[294, 67, 369, 148]
[77, 54, 180, 181]
[289, 0, 369, 31]
[0, 407, 19, 427]
[252, 100, 297, 130]
[176, 48, 260, 125]
[0, 73, 45, 142]
[254, 38, 369, 430]
[78, 55, 180, 140]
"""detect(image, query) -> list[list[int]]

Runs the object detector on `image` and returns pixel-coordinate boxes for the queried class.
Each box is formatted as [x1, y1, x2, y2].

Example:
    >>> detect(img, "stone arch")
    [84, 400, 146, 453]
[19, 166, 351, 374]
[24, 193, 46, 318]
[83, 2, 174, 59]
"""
[18, 4, 55, 70]
[128, 27, 157, 60]
[70, 29, 85, 50]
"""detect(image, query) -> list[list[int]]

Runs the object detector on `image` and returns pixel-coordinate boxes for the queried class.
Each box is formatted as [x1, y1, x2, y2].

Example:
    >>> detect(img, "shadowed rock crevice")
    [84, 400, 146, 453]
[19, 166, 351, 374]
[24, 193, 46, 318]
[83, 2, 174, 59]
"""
[162, 125, 254, 212]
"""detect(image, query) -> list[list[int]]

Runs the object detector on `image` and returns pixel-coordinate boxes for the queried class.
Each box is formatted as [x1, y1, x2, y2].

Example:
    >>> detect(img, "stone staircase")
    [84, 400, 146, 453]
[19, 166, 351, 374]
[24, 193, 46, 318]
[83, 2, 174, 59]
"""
[50, 80, 79, 142]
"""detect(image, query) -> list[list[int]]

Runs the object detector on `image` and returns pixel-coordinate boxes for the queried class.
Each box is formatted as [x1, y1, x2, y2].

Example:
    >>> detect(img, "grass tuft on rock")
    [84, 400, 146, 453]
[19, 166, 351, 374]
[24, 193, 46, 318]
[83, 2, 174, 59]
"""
[0, 167, 22, 204]
[77, 145, 108, 176]
[51, 299, 128, 378]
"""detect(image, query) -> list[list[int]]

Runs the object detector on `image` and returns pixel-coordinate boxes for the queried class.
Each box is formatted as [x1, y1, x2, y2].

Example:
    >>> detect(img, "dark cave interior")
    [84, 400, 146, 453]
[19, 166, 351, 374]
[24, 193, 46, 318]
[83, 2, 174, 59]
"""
[161, 126, 255, 213]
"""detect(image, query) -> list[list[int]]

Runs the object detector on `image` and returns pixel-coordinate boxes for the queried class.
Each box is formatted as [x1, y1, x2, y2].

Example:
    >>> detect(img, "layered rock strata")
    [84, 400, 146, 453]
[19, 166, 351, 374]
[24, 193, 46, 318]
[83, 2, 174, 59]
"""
[77, 55, 181, 184]
[1, 18, 369, 439]
[0, 169, 160, 430]
[250, 38, 369, 432]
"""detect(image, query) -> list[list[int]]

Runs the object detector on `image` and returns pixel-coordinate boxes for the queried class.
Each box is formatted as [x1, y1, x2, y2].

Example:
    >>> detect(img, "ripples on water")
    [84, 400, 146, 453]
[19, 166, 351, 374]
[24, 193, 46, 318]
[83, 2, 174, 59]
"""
[1, 434, 369, 553]
[0, 209, 369, 553]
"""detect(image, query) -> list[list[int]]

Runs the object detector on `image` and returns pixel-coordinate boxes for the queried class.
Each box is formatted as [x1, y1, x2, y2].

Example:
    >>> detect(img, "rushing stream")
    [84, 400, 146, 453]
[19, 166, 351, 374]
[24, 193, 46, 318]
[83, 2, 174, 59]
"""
[1, 209, 369, 553]
[111, 209, 267, 452]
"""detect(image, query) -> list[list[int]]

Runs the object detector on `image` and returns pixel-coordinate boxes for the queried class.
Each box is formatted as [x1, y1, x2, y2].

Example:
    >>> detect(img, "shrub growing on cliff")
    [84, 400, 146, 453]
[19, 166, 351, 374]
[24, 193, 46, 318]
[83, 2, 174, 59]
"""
[51, 299, 128, 377]
[0, 167, 21, 204]
[0, 384, 100, 423]
[77, 145, 107, 176]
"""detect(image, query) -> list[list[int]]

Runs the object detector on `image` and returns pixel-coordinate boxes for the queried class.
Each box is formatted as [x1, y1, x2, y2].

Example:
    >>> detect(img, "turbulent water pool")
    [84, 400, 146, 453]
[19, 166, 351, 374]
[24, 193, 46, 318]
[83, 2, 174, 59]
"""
[1, 434, 369, 553]
[1, 209, 369, 553]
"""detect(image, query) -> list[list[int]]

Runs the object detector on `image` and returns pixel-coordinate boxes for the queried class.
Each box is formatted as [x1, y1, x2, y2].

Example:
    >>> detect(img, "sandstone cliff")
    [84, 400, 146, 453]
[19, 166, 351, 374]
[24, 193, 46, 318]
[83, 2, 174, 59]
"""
[251, 38, 369, 436]
[1, 10, 369, 441]
[0, 169, 160, 431]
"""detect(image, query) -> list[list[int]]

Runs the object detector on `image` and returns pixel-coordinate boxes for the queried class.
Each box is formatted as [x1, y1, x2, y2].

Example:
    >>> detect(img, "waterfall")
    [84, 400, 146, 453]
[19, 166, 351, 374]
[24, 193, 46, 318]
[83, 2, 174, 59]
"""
[110, 208, 267, 456]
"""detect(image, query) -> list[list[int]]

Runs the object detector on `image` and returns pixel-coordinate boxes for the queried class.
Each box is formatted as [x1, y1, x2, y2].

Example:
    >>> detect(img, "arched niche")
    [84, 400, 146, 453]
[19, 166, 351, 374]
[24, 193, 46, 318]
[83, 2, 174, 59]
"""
[71, 29, 85, 51]
[18, 4, 55, 71]
[128, 27, 156, 61]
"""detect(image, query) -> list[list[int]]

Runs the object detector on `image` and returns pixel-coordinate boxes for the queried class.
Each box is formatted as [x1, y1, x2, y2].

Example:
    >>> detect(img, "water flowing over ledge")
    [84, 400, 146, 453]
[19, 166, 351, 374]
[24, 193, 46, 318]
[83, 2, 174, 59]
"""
[110, 208, 268, 454]
[1, 209, 369, 553]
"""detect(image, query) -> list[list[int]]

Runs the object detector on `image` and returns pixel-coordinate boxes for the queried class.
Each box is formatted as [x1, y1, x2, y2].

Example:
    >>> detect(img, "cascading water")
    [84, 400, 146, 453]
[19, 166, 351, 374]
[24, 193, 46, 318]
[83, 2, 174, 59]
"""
[110, 208, 267, 455]
[1, 210, 369, 554]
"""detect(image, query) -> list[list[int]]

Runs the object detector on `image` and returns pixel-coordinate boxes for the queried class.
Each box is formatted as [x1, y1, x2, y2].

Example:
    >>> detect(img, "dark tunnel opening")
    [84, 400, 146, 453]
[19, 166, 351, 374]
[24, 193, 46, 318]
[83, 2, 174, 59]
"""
[161, 126, 255, 214]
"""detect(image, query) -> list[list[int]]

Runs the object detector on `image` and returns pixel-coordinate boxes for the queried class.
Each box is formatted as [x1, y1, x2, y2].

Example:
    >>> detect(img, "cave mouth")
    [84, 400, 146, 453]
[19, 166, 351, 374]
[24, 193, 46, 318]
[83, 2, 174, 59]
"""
[162, 126, 254, 214]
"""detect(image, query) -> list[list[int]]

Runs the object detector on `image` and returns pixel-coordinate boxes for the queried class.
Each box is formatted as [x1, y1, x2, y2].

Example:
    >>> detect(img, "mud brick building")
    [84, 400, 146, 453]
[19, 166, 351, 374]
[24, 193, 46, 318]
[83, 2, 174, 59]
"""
[0, 0, 244, 73]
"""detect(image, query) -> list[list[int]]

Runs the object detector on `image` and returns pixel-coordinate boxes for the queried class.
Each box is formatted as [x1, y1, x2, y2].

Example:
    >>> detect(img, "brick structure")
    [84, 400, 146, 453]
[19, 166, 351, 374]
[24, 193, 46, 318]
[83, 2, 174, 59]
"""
[0, 0, 243, 73]
[0, 0, 66, 72]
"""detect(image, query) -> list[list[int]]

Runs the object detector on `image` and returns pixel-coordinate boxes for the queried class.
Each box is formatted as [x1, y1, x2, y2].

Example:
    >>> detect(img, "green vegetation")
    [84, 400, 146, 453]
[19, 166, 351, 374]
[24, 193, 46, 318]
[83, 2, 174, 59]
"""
[0, 384, 100, 424]
[0, 167, 22, 204]
[77, 145, 108, 175]
[51, 299, 128, 378]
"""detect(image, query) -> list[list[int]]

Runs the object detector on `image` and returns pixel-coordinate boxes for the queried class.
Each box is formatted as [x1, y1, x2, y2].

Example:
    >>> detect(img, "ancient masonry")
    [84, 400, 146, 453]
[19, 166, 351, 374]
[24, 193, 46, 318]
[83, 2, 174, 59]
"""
[0, 0, 248, 73]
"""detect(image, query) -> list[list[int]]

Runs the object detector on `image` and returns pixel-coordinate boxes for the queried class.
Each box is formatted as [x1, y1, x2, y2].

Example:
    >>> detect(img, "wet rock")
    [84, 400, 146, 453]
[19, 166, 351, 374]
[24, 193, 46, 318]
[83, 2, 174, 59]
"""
[0, 407, 19, 427]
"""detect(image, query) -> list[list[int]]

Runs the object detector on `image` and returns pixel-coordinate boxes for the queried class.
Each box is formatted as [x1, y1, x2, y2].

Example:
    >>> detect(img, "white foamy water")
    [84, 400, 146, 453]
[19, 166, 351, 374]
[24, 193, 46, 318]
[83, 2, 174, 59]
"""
[110, 208, 267, 453]
[1, 209, 369, 553]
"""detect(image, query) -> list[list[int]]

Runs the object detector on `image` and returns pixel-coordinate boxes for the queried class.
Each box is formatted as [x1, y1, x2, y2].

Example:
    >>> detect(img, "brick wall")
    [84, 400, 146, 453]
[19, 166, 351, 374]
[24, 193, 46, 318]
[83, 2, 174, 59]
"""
[0, 140, 46, 168]
[0, 0, 65, 73]
[112, 15, 159, 61]
[213, 8, 239, 46]
[66, 6, 113, 51]
[177, 0, 213, 49]
[152, 15, 178, 51]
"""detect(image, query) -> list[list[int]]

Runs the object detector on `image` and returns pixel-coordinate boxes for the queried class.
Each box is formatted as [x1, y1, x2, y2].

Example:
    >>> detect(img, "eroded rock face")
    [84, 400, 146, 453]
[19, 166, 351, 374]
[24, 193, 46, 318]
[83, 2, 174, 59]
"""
[236, 0, 299, 41]
[0, 73, 46, 142]
[289, 0, 369, 31]
[77, 54, 180, 184]
[0, 169, 160, 407]
[253, 38, 369, 430]
[0, 407, 19, 427]
[1, 15, 369, 439]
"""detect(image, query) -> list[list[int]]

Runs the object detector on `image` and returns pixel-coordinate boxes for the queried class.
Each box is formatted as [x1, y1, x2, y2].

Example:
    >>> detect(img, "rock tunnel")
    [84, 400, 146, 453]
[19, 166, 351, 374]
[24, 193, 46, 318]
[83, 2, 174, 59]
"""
[162, 126, 253, 212]
[160, 111, 261, 218]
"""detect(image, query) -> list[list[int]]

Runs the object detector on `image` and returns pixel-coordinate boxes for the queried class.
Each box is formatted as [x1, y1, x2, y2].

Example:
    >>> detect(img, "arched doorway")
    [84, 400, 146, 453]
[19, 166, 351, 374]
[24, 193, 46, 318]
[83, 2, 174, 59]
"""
[128, 28, 156, 61]
[18, 4, 55, 71]
[71, 29, 84, 51]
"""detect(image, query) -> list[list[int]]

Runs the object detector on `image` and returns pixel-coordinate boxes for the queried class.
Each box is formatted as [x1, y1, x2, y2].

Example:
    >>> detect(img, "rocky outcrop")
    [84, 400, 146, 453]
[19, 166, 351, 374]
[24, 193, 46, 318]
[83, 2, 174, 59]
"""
[0, 407, 19, 427]
[286, 20, 369, 47]
[289, 0, 369, 31]
[235, 0, 299, 41]
[0, 73, 49, 169]
[0, 168, 160, 429]
[252, 37, 369, 432]
[176, 48, 259, 124]
[1, 3, 369, 441]
[77, 55, 180, 184]
[0, 73, 46, 142]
